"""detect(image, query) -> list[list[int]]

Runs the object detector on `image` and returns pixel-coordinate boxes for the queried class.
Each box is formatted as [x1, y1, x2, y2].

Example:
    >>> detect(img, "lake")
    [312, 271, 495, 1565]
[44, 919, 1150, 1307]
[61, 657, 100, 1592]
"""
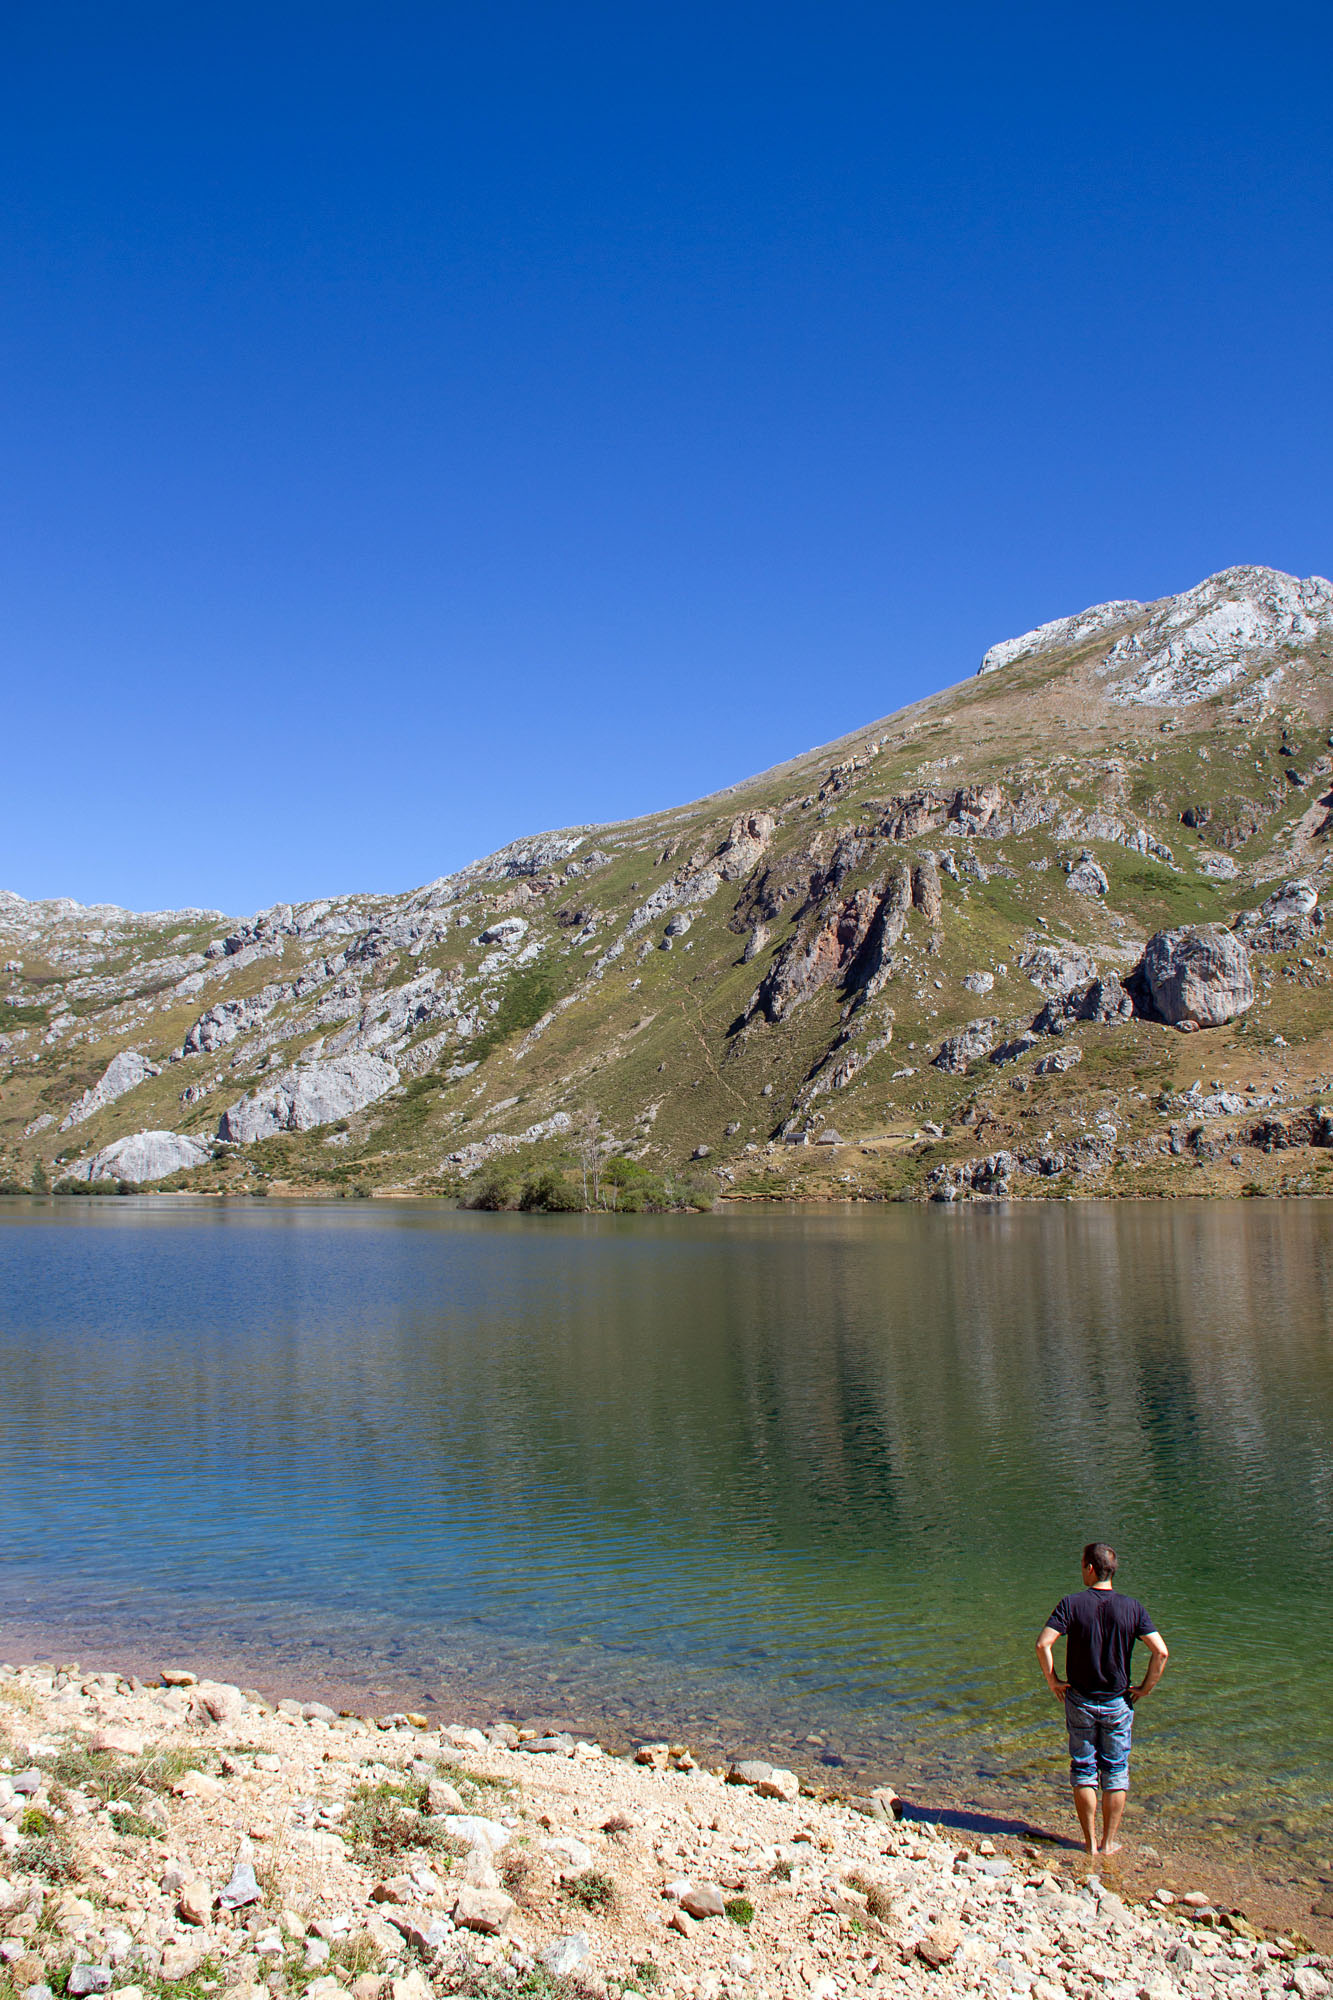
[1, 1196, 1330, 1880]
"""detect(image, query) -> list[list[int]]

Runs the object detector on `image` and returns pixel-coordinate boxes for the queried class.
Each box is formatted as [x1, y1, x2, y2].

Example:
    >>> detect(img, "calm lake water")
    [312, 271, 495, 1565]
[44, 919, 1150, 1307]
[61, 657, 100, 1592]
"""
[1, 1197, 1330, 1876]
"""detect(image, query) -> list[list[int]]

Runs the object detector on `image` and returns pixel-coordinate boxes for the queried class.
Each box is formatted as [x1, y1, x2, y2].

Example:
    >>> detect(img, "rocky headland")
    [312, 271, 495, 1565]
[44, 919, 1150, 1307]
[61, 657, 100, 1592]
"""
[5, 564, 1333, 1205]
[1, 1660, 1329, 2000]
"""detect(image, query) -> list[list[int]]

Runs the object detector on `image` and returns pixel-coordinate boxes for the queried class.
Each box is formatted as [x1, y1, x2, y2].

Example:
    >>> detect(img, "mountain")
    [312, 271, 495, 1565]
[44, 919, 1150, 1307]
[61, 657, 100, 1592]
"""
[5, 563, 1333, 1205]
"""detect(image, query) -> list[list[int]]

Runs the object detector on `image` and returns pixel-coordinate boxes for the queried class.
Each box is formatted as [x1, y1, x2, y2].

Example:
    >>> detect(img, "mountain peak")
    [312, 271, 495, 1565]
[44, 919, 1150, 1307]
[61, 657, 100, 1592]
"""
[978, 564, 1333, 708]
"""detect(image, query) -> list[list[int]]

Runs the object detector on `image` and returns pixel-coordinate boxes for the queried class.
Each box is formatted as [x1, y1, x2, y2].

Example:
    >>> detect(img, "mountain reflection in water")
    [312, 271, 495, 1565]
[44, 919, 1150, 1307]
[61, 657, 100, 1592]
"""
[1, 1197, 1329, 1864]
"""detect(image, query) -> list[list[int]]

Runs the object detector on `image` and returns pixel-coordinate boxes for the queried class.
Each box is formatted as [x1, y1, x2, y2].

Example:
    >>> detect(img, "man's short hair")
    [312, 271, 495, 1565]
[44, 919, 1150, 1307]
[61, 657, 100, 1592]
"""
[1083, 1541, 1118, 1581]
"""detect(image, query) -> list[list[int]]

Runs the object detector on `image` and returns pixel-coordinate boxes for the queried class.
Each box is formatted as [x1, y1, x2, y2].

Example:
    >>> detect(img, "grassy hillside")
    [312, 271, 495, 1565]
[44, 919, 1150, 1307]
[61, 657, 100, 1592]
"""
[5, 569, 1333, 1205]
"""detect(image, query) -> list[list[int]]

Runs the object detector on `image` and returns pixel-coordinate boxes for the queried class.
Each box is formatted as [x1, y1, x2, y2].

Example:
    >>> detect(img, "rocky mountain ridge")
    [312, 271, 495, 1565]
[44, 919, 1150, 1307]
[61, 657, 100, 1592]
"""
[5, 563, 1333, 1205]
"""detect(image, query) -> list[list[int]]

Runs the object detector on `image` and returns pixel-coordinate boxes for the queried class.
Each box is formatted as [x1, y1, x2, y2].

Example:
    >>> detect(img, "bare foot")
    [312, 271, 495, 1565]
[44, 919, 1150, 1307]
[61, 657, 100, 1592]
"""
[1100, 1840, 1123, 1856]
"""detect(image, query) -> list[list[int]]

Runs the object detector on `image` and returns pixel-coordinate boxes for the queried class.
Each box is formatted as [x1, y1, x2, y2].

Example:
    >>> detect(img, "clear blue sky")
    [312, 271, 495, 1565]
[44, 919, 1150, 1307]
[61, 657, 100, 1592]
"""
[4, 3, 1331, 917]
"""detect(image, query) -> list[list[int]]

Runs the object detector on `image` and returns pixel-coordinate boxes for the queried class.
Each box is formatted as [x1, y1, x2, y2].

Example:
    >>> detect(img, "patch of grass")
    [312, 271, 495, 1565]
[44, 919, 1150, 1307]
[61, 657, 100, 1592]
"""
[18, 1813, 81, 1884]
[107, 1804, 160, 1840]
[136, 1955, 224, 2000]
[0, 1002, 48, 1030]
[768, 1856, 793, 1880]
[343, 1779, 458, 1865]
[724, 1895, 755, 1927]
[441, 1970, 579, 2000]
[631, 1964, 662, 1991]
[466, 965, 559, 1068]
[435, 1757, 510, 1803]
[847, 1874, 894, 1922]
[564, 1868, 617, 1911]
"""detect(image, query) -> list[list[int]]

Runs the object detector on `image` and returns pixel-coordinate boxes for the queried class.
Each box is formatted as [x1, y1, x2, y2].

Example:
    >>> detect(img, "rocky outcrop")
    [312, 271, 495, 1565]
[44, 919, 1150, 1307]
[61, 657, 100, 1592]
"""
[979, 567, 1333, 709]
[1033, 973, 1134, 1035]
[1235, 878, 1322, 951]
[184, 993, 276, 1055]
[750, 865, 913, 1024]
[978, 600, 1141, 676]
[716, 810, 776, 882]
[932, 1017, 1000, 1074]
[218, 1055, 400, 1144]
[1096, 567, 1333, 707]
[59, 1049, 161, 1130]
[911, 853, 942, 922]
[1019, 941, 1098, 997]
[1133, 926, 1255, 1030]
[71, 1129, 211, 1184]
[1064, 850, 1109, 897]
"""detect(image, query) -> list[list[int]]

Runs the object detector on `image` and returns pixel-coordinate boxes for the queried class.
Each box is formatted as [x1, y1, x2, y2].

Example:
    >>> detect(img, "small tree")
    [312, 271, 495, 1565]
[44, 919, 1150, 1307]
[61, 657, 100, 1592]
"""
[30, 1157, 49, 1195]
[574, 1107, 602, 1209]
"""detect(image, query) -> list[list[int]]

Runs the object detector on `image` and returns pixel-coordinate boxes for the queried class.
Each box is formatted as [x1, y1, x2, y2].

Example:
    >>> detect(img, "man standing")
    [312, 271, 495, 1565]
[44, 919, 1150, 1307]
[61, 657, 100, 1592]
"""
[1036, 1543, 1169, 1855]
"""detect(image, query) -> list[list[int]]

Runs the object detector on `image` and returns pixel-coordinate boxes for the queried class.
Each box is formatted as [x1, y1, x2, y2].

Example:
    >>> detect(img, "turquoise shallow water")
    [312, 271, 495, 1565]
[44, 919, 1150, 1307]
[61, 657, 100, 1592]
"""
[0, 1196, 1330, 1873]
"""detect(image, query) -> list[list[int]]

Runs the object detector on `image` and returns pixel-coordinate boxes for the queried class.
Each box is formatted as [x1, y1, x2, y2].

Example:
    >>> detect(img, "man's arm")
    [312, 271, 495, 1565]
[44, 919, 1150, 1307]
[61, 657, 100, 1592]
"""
[1129, 1630, 1168, 1705]
[1036, 1625, 1068, 1702]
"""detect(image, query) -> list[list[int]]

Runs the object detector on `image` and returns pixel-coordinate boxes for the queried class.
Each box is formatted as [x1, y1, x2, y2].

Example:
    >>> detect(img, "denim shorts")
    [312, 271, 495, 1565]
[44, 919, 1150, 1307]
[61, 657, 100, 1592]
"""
[1065, 1693, 1134, 1791]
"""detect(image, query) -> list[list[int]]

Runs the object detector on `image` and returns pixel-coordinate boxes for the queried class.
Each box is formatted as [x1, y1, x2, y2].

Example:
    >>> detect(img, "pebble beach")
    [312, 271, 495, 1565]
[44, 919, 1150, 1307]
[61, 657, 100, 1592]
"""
[1, 1662, 1329, 2000]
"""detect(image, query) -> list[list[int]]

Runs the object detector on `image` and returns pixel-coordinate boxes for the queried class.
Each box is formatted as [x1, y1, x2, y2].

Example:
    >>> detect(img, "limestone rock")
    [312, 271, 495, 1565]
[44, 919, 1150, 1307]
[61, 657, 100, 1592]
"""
[1019, 941, 1098, 997]
[756, 1767, 800, 1801]
[189, 1679, 247, 1725]
[1034, 1045, 1082, 1075]
[451, 1884, 514, 1934]
[89, 1727, 144, 1756]
[72, 1130, 210, 1185]
[216, 1856, 261, 1911]
[218, 1054, 399, 1143]
[423, 1778, 465, 1815]
[542, 1836, 594, 1872]
[911, 854, 943, 923]
[726, 1760, 772, 1787]
[1033, 973, 1133, 1035]
[915, 1923, 962, 1969]
[66, 1968, 111, 1996]
[441, 1814, 509, 1851]
[540, 1935, 590, 1978]
[1065, 850, 1109, 897]
[177, 1880, 212, 1927]
[1136, 926, 1255, 1029]
[1096, 566, 1333, 706]
[160, 1945, 206, 1980]
[183, 996, 269, 1056]
[59, 1050, 161, 1130]
[680, 1884, 727, 1920]
[932, 1018, 999, 1075]
[979, 599, 1142, 676]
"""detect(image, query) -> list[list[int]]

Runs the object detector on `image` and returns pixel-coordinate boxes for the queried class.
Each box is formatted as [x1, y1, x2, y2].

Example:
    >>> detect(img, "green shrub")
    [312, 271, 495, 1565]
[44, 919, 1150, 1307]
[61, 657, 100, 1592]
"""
[725, 1896, 755, 1927]
[468, 1168, 518, 1210]
[466, 965, 558, 1067]
[564, 1869, 616, 1910]
[343, 1780, 458, 1865]
[602, 1159, 672, 1212]
[518, 1170, 584, 1212]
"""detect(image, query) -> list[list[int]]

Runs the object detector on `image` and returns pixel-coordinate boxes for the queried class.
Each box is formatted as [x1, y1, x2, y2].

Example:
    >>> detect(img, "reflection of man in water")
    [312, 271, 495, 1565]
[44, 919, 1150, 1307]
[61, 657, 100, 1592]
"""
[1036, 1543, 1169, 1855]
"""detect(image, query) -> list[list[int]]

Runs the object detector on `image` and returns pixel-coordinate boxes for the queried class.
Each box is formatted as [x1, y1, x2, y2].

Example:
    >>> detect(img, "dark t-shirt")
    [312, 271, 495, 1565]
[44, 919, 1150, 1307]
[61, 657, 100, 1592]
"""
[1046, 1587, 1157, 1698]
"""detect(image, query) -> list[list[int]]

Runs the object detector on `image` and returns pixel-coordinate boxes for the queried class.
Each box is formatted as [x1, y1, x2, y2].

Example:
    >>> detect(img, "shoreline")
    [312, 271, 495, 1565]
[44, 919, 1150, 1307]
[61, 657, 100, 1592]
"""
[2, 1648, 1329, 2000]
[1, 1641, 1328, 1973]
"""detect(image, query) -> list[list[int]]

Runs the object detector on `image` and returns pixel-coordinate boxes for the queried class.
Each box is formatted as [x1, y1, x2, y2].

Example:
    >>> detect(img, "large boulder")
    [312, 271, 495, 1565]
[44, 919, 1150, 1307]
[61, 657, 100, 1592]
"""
[73, 1130, 211, 1184]
[1033, 973, 1134, 1035]
[60, 1050, 161, 1130]
[1235, 878, 1322, 951]
[218, 1054, 399, 1144]
[1019, 941, 1098, 997]
[933, 1018, 1000, 1074]
[184, 995, 268, 1054]
[1136, 926, 1254, 1030]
